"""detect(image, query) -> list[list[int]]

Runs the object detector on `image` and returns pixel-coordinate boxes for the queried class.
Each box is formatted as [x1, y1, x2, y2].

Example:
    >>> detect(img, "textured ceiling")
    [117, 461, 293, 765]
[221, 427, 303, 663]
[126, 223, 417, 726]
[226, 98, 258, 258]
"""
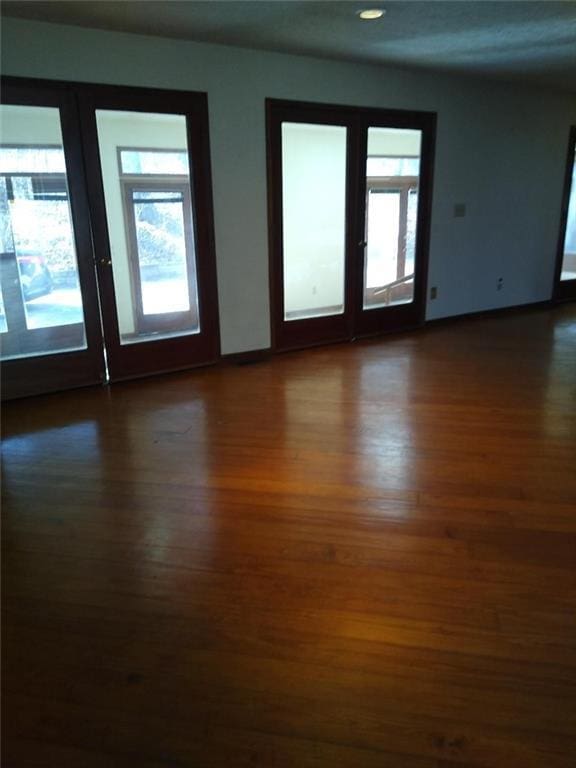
[3, 0, 576, 91]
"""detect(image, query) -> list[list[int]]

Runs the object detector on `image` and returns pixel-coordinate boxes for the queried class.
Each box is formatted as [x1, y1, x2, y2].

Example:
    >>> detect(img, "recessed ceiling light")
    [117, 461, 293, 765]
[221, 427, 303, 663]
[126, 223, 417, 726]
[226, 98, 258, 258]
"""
[358, 9, 386, 20]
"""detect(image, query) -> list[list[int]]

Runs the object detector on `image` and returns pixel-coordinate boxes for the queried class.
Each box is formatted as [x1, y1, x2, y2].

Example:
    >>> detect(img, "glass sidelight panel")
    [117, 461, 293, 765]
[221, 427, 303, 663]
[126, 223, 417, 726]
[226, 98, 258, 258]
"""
[131, 188, 191, 315]
[282, 122, 347, 320]
[95, 111, 200, 343]
[560, 149, 576, 281]
[365, 190, 401, 290]
[0, 281, 7, 333]
[0, 105, 87, 360]
[363, 127, 421, 309]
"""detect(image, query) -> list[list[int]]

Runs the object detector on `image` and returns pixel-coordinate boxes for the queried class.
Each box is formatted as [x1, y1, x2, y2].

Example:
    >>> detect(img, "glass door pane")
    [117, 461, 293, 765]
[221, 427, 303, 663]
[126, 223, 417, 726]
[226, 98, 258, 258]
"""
[560, 149, 576, 281]
[363, 128, 421, 310]
[0, 105, 87, 359]
[282, 122, 347, 320]
[94, 112, 200, 344]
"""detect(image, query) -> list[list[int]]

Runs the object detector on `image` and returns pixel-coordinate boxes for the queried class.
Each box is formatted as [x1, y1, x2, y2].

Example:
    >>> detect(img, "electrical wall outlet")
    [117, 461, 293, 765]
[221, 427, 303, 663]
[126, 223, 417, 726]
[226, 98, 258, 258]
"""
[430, 286, 438, 300]
[497, 277, 503, 291]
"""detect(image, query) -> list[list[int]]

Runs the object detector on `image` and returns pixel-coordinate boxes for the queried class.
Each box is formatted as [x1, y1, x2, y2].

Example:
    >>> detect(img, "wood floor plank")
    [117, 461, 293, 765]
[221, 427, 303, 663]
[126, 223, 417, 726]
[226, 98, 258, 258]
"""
[3, 305, 576, 766]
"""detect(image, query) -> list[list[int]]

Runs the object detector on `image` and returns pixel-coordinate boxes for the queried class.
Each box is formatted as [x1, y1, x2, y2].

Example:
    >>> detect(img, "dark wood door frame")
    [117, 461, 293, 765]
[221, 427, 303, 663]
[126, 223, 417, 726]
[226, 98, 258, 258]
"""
[77, 83, 220, 382]
[553, 125, 576, 303]
[353, 111, 435, 339]
[266, 100, 359, 352]
[266, 98, 436, 353]
[1, 77, 221, 396]
[1, 77, 106, 400]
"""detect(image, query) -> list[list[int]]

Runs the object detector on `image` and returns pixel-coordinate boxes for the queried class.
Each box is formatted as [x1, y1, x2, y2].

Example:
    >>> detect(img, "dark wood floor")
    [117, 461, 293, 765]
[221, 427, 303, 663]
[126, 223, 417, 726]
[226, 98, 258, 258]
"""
[3, 305, 576, 767]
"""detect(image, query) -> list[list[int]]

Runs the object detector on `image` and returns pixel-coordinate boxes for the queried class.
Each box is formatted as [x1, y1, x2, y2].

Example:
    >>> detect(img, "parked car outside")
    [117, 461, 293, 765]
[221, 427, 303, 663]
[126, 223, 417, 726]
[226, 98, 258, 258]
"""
[16, 252, 54, 301]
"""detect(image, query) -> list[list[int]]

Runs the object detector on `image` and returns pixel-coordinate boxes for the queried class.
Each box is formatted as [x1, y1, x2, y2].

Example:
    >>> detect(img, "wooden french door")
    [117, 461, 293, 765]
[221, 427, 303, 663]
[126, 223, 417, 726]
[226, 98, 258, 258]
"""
[353, 114, 435, 337]
[78, 84, 219, 382]
[554, 126, 576, 303]
[1, 78, 219, 398]
[267, 99, 436, 351]
[0, 79, 105, 400]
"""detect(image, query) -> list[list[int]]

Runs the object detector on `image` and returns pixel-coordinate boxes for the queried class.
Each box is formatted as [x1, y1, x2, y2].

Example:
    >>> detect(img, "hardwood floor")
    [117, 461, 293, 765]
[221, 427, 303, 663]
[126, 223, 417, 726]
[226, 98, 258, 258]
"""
[2, 305, 576, 767]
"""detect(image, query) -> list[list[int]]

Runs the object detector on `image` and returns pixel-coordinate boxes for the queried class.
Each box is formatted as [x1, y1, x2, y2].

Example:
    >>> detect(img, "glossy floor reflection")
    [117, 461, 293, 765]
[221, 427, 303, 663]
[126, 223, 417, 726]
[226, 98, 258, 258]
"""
[3, 305, 576, 767]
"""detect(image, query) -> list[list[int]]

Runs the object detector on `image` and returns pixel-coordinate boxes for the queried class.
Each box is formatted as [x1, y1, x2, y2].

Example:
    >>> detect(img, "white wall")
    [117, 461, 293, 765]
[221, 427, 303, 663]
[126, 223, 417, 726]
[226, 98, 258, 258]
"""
[2, 18, 575, 353]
